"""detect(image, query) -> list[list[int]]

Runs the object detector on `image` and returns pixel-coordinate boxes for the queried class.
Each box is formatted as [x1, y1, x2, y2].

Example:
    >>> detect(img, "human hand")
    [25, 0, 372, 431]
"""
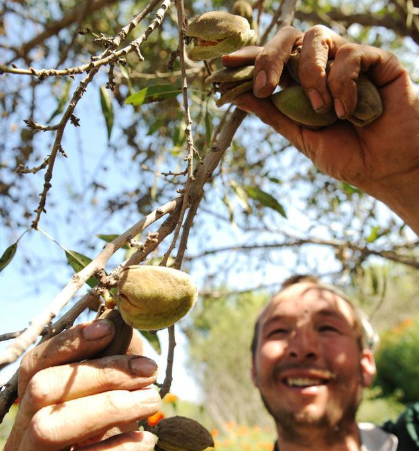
[5, 319, 160, 451]
[222, 25, 419, 233]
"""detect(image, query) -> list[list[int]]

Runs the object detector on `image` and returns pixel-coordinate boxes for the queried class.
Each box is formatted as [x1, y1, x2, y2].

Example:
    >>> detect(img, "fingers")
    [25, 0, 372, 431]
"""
[328, 43, 406, 119]
[18, 388, 160, 451]
[298, 25, 348, 113]
[74, 431, 157, 451]
[253, 26, 303, 97]
[20, 355, 157, 415]
[221, 45, 263, 67]
[19, 320, 115, 397]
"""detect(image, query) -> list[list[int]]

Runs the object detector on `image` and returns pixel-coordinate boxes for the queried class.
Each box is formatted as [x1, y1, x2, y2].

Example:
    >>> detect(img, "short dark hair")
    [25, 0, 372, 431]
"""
[250, 275, 378, 360]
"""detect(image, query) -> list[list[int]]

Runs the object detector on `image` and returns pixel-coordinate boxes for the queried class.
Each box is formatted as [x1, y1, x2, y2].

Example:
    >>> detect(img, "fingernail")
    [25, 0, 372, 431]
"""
[308, 89, 324, 112]
[254, 70, 267, 93]
[83, 320, 113, 340]
[142, 432, 157, 446]
[334, 98, 346, 118]
[130, 357, 158, 377]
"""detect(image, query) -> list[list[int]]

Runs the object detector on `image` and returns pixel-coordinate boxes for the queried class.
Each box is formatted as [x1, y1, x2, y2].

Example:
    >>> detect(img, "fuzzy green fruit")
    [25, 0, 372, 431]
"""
[185, 11, 255, 61]
[117, 266, 198, 330]
[271, 86, 338, 128]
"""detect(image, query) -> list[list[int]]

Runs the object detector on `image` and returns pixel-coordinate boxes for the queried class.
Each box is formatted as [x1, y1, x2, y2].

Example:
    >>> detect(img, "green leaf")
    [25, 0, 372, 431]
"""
[370, 267, 379, 295]
[65, 250, 98, 288]
[0, 242, 17, 273]
[222, 195, 235, 225]
[139, 330, 161, 354]
[47, 79, 72, 123]
[147, 118, 165, 136]
[205, 108, 213, 145]
[230, 180, 251, 213]
[267, 177, 282, 185]
[119, 65, 134, 95]
[97, 234, 130, 250]
[366, 226, 388, 244]
[125, 84, 181, 106]
[172, 119, 186, 147]
[244, 185, 287, 218]
[100, 86, 114, 140]
[341, 182, 363, 197]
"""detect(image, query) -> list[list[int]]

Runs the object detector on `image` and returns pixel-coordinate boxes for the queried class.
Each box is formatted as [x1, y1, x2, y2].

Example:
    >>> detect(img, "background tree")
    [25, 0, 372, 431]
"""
[0, 0, 419, 431]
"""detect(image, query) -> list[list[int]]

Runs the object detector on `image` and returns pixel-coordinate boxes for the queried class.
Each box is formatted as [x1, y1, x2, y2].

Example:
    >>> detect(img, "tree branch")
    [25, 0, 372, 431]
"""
[186, 238, 419, 269]
[6, 0, 124, 64]
[0, 198, 181, 371]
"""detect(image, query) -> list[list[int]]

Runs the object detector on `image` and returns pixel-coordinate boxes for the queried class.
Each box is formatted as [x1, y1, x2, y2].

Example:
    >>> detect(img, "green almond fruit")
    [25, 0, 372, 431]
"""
[271, 86, 337, 128]
[117, 266, 198, 330]
[185, 11, 255, 61]
[348, 74, 383, 126]
[206, 65, 254, 84]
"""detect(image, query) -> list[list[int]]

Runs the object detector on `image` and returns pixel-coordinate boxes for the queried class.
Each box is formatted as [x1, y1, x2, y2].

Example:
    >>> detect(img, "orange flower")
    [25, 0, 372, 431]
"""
[163, 393, 179, 404]
[258, 441, 274, 450]
[211, 429, 219, 438]
[147, 411, 165, 426]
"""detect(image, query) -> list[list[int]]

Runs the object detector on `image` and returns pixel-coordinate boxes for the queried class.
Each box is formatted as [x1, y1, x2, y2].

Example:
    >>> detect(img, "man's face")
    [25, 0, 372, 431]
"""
[252, 283, 375, 437]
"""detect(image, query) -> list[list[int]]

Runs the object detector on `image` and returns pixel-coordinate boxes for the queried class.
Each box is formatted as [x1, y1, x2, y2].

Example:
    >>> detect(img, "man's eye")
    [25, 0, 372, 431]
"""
[268, 328, 289, 337]
[319, 325, 339, 333]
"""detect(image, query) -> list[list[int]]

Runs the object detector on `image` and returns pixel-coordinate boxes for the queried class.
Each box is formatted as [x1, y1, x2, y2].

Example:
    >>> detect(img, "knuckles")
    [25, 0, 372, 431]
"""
[24, 370, 53, 411]
[27, 408, 63, 448]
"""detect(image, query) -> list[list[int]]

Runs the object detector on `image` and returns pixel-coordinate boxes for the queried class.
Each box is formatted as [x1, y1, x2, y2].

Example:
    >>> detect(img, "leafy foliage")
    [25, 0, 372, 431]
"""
[186, 291, 274, 428]
[374, 316, 419, 403]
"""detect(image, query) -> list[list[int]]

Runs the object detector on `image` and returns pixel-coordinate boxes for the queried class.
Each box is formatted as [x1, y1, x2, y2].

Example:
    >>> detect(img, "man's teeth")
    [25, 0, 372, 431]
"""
[285, 377, 326, 387]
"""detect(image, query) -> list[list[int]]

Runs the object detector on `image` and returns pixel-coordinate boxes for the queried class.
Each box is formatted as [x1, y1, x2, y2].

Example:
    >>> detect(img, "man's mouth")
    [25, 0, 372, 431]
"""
[283, 377, 329, 388]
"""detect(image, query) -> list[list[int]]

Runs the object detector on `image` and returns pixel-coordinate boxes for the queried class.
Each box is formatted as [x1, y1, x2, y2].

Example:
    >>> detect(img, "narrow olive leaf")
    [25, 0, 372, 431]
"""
[222, 195, 235, 225]
[268, 176, 282, 184]
[0, 242, 18, 273]
[370, 267, 379, 295]
[230, 180, 251, 213]
[119, 65, 134, 96]
[99, 86, 114, 140]
[97, 234, 130, 250]
[172, 119, 186, 147]
[366, 226, 381, 244]
[65, 250, 98, 288]
[205, 108, 213, 145]
[244, 185, 287, 218]
[139, 330, 161, 354]
[340, 182, 363, 197]
[47, 79, 72, 123]
[147, 118, 165, 136]
[125, 84, 181, 106]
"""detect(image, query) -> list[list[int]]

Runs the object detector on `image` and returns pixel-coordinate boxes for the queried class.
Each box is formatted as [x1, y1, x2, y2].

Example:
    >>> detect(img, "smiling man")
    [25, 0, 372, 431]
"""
[251, 276, 419, 451]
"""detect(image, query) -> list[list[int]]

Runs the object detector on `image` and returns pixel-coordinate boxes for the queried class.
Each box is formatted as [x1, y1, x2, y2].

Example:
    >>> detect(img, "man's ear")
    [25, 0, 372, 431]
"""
[251, 358, 259, 387]
[360, 349, 376, 387]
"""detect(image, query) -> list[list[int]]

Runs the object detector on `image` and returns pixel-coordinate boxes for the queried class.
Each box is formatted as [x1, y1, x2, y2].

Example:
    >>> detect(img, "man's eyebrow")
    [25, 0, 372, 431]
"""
[315, 309, 352, 325]
[260, 314, 290, 329]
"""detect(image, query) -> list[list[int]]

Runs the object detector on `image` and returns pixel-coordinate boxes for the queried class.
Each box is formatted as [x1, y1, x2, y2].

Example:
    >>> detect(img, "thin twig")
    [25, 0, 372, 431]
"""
[260, 0, 298, 44]
[6, 0, 122, 64]
[0, 198, 181, 371]
[185, 239, 419, 270]
[0, 0, 172, 79]
[29, 0, 172, 228]
[31, 67, 98, 228]
[159, 325, 176, 399]
[159, 0, 196, 268]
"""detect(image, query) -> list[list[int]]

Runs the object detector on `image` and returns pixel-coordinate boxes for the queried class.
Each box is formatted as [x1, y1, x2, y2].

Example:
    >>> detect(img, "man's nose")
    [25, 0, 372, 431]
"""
[288, 327, 319, 360]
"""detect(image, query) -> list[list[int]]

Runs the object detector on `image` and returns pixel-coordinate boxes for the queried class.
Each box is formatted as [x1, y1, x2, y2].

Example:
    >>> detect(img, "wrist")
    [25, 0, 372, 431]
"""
[366, 170, 419, 235]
